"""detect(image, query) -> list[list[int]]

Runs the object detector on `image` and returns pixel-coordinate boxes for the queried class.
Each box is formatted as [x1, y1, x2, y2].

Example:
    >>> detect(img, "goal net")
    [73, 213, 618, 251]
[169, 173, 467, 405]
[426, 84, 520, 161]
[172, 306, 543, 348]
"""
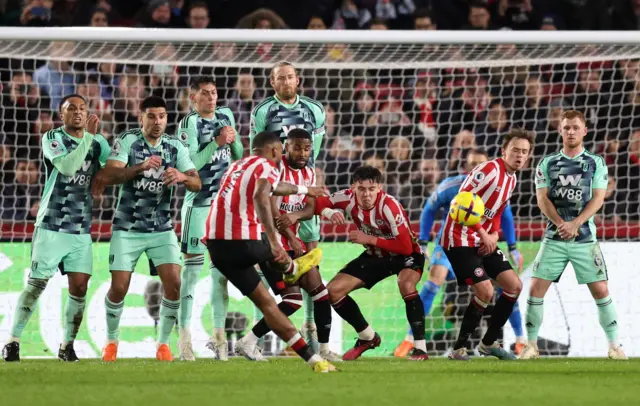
[0, 28, 638, 358]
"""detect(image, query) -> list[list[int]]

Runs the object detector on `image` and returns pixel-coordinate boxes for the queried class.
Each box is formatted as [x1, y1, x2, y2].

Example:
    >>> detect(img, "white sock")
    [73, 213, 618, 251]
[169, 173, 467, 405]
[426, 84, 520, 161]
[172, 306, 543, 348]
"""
[527, 340, 538, 347]
[358, 325, 375, 341]
[319, 343, 329, 353]
[9, 337, 19, 344]
[213, 328, 225, 341]
[609, 340, 620, 349]
[244, 331, 259, 346]
[516, 336, 525, 343]
[404, 334, 414, 342]
[307, 353, 323, 367]
[414, 339, 426, 352]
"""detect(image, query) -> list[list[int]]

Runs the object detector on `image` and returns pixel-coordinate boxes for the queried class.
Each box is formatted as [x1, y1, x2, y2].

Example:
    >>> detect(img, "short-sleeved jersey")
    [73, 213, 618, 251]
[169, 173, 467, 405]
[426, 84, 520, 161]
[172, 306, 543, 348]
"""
[205, 156, 280, 241]
[36, 127, 110, 234]
[315, 189, 421, 257]
[178, 107, 236, 208]
[440, 158, 517, 249]
[535, 149, 608, 243]
[109, 129, 195, 233]
[249, 95, 325, 167]
[421, 174, 517, 246]
[274, 156, 316, 250]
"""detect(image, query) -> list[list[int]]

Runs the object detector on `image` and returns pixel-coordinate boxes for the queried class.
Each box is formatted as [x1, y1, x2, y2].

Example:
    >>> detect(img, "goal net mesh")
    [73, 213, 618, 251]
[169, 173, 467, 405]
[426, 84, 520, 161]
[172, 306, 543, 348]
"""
[1, 38, 638, 358]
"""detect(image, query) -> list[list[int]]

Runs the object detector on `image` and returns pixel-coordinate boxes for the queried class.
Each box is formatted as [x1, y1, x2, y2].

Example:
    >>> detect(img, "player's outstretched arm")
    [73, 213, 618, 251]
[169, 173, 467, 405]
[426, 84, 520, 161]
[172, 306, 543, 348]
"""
[273, 182, 326, 197]
[275, 198, 316, 230]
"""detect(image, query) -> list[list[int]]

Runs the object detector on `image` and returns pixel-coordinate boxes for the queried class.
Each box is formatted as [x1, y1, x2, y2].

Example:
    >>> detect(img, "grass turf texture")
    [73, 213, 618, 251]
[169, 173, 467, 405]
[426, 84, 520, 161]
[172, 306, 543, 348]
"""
[0, 358, 637, 406]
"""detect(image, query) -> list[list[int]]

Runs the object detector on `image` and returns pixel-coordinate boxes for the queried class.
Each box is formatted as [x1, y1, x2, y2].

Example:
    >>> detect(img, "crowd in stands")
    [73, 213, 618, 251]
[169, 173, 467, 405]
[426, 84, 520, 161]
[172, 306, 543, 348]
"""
[1, 0, 639, 229]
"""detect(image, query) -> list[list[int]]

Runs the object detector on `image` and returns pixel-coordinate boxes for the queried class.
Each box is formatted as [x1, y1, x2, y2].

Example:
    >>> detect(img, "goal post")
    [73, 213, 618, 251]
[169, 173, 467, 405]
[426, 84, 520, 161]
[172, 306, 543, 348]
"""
[0, 27, 638, 358]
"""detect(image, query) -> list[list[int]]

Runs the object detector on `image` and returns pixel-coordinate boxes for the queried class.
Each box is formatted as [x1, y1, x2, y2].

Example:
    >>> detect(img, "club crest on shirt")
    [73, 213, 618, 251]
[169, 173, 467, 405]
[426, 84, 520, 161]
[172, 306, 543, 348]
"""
[474, 267, 484, 277]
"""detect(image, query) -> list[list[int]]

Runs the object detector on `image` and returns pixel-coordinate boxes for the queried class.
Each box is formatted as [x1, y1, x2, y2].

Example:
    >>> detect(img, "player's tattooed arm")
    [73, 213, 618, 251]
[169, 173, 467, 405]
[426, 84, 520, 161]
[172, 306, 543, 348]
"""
[164, 168, 201, 192]
[276, 197, 315, 230]
[91, 156, 162, 197]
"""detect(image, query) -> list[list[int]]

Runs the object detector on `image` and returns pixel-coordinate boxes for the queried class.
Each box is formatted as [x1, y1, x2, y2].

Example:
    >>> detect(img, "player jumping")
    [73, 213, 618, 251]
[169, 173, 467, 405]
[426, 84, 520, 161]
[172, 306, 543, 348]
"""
[3, 95, 110, 362]
[520, 110, 627, 360]
[175, 76, 243, 361]
[443, 129, 534, 361]
[250, 61, 325, 347]
[235, 129, 341, 362]
[92, 96, 202, 362]
[394, 149, 526, 358]
[204, 131, 336, 372]
[314, 165, 429, 361]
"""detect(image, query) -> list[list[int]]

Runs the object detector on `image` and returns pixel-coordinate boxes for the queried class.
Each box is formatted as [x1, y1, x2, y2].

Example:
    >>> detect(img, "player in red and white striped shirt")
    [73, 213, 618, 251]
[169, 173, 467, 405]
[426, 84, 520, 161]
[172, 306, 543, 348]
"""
[311, 166, 429, 361]
[442, 129, 535, 361]
[204, 131, 336, 372]
[235, 129, 340, 362]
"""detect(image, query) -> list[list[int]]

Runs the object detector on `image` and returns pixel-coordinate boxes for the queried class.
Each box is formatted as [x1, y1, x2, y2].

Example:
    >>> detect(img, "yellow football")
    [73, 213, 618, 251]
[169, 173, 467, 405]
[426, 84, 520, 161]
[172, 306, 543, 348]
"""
[449, 191, 485, 226]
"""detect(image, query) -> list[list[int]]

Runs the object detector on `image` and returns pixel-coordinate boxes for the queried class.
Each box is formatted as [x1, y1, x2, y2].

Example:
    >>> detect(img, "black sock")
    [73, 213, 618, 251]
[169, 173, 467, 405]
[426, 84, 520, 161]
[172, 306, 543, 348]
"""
[288, 333, 315, 362]
[482, 290, 518, 346]
[252, 292, 302, 338]
[310, 284, 331, 344]
[332, 295, 368, 333]
[404, 291, 425, 341]
[454, 296, 488, 350]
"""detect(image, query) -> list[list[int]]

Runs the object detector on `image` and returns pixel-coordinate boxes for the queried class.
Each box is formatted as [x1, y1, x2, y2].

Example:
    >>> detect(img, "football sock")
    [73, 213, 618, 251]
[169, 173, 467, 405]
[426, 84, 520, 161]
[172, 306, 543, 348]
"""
[178, 255, 203, 328]
[525, 296, 544, 343]
[509, 299, 524, 338]
[453, 296, 488, 350]
[287, 333, 322, 366]
[9, 278, 47, 341]
[251, 292, 302, 338]
[407, 280, 440, 335]
[403, 291, 426, 348]
[303, 290, 315, 323]
[331, 295, 369, 335]
[310, 284, 331, 344]
[158, 297, 180, 345]
[595, 296, 619, 346]
[105, 296, 125, 342]
[483, 290, 519, 346]
[62, 294, 86, 346]
[211, 265, 229, 330]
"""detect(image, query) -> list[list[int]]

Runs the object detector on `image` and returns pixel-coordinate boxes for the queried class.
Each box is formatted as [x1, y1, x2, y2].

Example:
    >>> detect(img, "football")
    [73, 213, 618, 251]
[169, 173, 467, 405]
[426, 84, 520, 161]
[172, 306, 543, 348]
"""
[449, 191, 485, 226]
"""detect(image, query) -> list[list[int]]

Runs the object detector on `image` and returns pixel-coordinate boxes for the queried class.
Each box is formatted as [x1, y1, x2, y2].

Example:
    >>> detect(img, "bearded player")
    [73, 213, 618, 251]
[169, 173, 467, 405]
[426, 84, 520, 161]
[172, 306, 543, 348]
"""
[312, 165, 428, 361]
[250, 62, 325, 346]
[442, 129, 534, 361]
[520, 110, 626, 360]
[235, 129, 341, 362]
[3, 95, 110, 362]
[175, 76, 243, 361]
[394, 149, 526, 358]
[205, 131, 336, 372]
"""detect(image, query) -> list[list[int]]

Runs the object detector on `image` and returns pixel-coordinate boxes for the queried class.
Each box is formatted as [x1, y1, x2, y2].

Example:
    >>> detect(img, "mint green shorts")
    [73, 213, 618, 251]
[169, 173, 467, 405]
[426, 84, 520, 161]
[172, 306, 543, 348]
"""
[180, 205, 208, 255]
[532, 239, 607, 285]
[298, 216, 320, 243]
[109, 230, 182, 272]
[30, 227, 92, 279]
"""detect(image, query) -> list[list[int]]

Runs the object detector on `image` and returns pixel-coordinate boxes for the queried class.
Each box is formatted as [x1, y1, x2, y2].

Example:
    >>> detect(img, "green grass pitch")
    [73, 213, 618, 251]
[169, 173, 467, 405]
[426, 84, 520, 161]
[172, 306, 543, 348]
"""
[0, 358, 637, 406]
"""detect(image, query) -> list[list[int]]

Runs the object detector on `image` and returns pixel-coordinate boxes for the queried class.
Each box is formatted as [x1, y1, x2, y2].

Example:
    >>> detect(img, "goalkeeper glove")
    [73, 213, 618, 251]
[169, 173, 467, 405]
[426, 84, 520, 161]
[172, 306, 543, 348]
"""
[419, 240, 429, 263]
[508, 244, 524, 274]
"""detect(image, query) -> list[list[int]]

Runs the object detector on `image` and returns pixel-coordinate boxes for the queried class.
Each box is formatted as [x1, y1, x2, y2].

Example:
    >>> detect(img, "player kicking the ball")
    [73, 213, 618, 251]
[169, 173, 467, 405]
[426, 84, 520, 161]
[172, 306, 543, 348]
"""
[175, 76, 243, 361]
[235, 129, 341, 362]
[205, 131, 336, 372]
[314, 165, 429, 361]
[442, 129, 534, 361]
[394, 149, 526, 358]
[3, 95, 110, 362]
[92, 96, 202, 362]
[520, 110, 627, 360]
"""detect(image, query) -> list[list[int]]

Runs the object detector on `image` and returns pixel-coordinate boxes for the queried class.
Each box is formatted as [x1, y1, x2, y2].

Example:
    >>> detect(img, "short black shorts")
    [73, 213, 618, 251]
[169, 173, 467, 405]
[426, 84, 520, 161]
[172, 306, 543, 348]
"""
[260, 250, 299, 295]
[207, 235, 274, 296]
[444, 247, 513, 286]
[339, 251, 425, 290]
